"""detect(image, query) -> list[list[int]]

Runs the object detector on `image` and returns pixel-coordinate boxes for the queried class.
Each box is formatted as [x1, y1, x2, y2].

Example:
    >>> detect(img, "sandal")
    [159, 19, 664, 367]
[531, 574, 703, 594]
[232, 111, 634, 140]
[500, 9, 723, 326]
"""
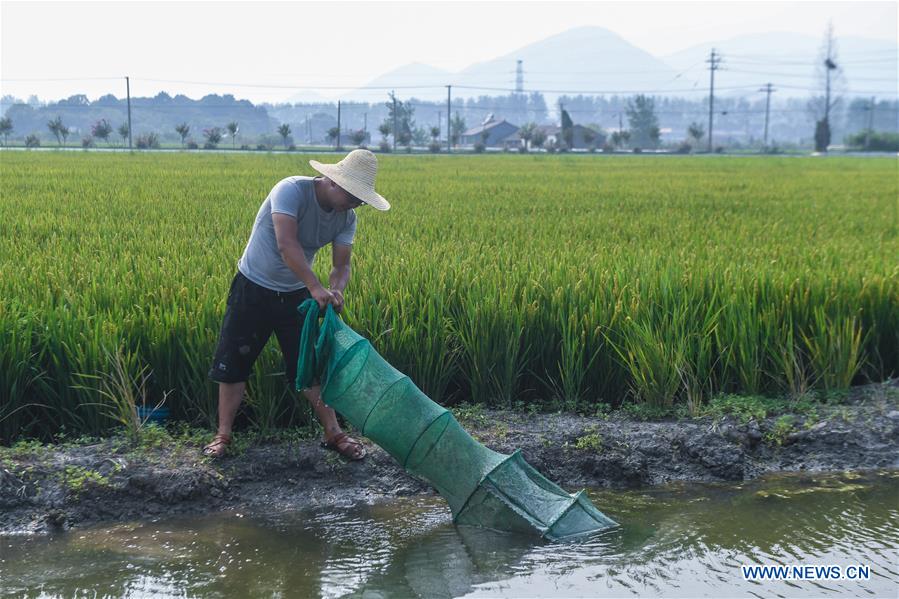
[202, 432, 232, 458]
[321, 432, 366, 461]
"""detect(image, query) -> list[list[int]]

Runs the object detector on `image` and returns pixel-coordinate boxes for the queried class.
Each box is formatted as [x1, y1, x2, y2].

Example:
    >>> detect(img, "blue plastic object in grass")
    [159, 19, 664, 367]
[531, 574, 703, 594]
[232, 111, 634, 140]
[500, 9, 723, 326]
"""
[295, 300, 618, 541]
[137, 406, 170, 425]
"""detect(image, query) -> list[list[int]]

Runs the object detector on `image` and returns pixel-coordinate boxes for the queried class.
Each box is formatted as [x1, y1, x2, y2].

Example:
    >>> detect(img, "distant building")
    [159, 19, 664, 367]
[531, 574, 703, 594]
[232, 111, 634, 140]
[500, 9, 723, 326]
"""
[461, 113, 519, 147]
[504, 125, 557, 149]
[505, 124, 605, 150]
[546, 124, 605, 149]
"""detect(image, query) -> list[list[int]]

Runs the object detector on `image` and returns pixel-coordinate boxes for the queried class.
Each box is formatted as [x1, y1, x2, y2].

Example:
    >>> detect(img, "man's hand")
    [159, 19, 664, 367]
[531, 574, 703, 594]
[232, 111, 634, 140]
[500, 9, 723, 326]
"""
[310, 285, 337, 310]
[330, 289, 345, 313]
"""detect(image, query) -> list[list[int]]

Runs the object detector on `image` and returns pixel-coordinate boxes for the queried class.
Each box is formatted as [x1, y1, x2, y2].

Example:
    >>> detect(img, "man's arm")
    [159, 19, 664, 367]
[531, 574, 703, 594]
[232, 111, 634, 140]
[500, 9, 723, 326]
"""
[272, 213, 335, 307]
[329, 243, 352, 312]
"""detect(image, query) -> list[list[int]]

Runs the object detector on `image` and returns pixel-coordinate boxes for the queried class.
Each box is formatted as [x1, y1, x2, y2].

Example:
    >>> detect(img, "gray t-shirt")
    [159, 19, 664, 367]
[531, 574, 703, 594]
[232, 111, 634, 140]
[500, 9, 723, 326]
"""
[237, 176, 357, 292]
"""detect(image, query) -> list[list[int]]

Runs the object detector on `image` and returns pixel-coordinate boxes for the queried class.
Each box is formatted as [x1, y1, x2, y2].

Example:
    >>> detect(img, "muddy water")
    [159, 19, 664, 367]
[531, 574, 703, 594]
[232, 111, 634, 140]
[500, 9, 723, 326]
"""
[2, 471, 896, 598]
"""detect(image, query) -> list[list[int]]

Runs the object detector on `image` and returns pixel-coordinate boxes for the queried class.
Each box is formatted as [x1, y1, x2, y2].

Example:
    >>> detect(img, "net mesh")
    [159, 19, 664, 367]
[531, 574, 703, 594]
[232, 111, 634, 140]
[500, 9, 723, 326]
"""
[296, 300, 618, 540]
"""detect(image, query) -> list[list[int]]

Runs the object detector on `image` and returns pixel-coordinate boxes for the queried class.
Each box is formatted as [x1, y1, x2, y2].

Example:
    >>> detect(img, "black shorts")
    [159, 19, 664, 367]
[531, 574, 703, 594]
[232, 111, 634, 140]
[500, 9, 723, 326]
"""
[208, 272, 312, 384]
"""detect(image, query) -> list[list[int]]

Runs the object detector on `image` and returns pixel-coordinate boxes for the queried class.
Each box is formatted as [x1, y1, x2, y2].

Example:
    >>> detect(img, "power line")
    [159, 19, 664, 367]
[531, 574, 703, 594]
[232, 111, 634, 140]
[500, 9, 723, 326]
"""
[726, 57, 897, 68]
[137, 78, 446, 91]
[6, 73, 894, 100]
[0, 76, 124, 82]
[452, 83, 760, 94]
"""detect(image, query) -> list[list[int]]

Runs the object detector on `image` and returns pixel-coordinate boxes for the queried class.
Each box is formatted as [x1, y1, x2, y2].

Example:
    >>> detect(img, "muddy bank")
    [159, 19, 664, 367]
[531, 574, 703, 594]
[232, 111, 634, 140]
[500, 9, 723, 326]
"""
[2, 380, 897, 536]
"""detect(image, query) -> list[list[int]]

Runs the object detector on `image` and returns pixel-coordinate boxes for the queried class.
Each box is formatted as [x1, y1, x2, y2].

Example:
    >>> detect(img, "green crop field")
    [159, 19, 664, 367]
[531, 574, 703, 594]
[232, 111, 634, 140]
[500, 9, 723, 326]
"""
[1, 152, 896, 442]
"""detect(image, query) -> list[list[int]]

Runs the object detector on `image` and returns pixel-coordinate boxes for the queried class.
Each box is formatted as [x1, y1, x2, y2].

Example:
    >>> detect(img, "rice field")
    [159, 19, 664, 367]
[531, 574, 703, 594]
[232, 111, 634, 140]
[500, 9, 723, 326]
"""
[1, 152, 896, 442]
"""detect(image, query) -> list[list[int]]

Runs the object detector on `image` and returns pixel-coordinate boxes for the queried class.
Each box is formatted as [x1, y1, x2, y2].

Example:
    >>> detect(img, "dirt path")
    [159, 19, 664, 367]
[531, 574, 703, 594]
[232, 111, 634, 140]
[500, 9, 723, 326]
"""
[2, 380, 897, 535]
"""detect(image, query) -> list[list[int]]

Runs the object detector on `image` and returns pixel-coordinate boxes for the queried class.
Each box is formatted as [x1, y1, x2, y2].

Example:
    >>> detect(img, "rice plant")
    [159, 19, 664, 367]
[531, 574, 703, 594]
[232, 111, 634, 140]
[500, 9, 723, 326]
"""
[0, 152, 896, 441]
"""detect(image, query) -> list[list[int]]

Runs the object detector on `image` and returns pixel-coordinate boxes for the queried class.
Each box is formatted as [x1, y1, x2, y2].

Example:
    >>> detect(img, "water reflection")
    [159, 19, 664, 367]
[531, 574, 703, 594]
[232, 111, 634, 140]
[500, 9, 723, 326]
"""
[1, 471, 896, 598]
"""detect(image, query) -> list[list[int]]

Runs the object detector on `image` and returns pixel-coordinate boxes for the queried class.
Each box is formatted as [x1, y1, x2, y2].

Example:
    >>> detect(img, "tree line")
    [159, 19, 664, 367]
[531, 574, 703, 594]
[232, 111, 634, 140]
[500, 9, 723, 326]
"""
[1, 90, 896, 151]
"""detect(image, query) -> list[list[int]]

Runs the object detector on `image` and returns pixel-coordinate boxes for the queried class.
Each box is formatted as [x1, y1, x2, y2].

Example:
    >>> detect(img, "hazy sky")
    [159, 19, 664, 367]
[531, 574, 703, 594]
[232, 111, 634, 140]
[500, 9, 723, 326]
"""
[1, 0, 896, 103]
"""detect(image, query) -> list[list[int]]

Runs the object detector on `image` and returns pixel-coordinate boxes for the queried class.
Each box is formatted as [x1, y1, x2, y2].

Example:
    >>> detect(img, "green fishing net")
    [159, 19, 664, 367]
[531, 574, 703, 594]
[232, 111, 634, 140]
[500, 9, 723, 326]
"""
[296, 299, 617, 540]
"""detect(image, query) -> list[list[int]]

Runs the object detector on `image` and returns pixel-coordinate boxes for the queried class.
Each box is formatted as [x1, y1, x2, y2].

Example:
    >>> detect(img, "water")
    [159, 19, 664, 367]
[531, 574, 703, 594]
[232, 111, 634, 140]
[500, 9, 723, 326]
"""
[2, 470, 896, 598]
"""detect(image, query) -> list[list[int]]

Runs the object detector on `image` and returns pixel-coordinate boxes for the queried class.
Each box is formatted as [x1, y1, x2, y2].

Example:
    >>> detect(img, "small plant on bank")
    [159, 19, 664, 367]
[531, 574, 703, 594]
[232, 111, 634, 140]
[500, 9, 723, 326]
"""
[452, 402, 487, 427]
[492, 422, 509, 439]
[593, 402, 613, 420]
[61, 465, 110, 496]
[5, 438, 45, 457]
[764, 415, 795, 446]
[574, 426, 603, 452]
[699, 392, 822, 424]
[619, 402, 675, 421]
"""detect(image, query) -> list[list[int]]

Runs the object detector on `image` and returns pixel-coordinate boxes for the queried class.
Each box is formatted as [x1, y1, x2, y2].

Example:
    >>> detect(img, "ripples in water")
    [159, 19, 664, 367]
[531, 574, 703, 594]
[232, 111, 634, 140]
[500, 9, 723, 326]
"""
[1, 470, 896, 598]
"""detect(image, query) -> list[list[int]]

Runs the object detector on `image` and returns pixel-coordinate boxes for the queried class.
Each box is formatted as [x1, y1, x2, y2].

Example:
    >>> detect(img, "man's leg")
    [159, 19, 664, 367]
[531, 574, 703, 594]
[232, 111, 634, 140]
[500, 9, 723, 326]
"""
[301, 384, 341, 438]
[206, 272, 273, 456]
[202, 381, 246, 457]
[217, 381, 247, 436]
[273, 293, 365, 460]
[301, 385, 365, 460]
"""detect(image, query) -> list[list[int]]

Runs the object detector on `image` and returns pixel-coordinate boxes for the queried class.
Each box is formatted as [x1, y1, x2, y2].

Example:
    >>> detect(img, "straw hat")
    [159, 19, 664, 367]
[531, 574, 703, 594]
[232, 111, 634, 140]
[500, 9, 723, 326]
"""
[309, 149, 390, 211]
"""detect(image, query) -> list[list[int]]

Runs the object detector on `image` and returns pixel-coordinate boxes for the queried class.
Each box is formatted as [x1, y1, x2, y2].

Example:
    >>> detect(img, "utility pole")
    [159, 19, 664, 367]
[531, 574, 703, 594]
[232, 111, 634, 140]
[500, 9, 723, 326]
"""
[817, 23, 839, 152]
[515, 59, 524, 93]
[125, 76, 133, 151]
[363, 112, 367, 135]
[336, 100, 341, 150]
[392, 91, 397, 152]
[824, 38, 836, 132]
[618, 112, 622, 133]
[865, 96, 875, 151]
[706, 49, 721, 152]
[446, 85, 451, 153]
[759, 83, 776, 149]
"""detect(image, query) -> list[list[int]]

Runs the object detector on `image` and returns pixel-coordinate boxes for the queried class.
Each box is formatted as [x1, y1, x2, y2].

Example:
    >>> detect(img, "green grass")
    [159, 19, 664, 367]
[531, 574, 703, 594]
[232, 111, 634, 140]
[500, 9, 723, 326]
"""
[764, 415, 797, 446]
[0, 153, 896, 442]
[697, 393, 819, 423]
[573, 426, 604, 452]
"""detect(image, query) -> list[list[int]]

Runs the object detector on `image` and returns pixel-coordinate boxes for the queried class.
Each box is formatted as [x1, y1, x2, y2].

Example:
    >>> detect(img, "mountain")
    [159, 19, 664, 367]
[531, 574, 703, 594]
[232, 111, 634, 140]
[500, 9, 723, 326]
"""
[339, 62, 453, 103]
[662, 32, 898, 98]
[454, 26, 680, 102]
[285, 89, 329, 105]
[330, 27, 682, 105]
[322, 26, 895, 105]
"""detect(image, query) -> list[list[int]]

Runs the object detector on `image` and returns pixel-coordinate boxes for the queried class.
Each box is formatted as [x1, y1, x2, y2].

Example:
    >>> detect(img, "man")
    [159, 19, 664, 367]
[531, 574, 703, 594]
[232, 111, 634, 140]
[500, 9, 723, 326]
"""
[203, 149, 390, 460]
